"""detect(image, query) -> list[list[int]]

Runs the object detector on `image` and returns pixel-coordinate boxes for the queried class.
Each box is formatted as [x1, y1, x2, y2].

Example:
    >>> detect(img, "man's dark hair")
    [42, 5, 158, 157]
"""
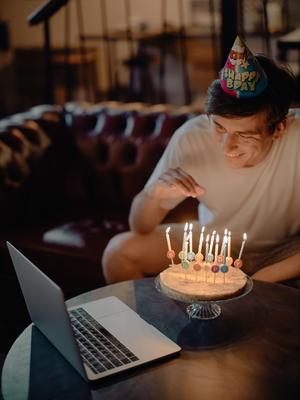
[205, 55, 296, 133]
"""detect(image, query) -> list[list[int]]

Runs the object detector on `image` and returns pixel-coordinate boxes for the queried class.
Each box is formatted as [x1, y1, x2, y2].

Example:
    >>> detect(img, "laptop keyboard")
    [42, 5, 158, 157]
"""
[69, 307, 139, 374]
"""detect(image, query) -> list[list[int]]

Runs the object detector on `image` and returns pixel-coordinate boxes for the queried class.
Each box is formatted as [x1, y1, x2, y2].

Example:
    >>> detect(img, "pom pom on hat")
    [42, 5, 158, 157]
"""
[220, 36, 268, 98]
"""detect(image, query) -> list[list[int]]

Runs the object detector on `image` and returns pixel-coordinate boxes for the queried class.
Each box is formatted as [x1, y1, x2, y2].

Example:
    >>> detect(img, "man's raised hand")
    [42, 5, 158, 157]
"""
[146, 167, 205, 200]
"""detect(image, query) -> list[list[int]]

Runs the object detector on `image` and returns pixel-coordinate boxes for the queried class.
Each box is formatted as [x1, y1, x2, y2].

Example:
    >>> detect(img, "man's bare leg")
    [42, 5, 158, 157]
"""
[102, 222, 200, 284]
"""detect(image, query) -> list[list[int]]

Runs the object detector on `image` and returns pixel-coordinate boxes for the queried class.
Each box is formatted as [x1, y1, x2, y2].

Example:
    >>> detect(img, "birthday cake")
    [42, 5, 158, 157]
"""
[159, 262, 247, 301]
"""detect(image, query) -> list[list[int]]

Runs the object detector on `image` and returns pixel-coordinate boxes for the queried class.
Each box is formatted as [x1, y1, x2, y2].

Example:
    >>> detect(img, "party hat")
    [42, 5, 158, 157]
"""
[220, 36, 268, 98]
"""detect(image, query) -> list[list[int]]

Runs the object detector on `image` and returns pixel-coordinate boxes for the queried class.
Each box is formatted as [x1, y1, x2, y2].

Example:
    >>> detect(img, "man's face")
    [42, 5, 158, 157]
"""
[211, 112, 279, 169]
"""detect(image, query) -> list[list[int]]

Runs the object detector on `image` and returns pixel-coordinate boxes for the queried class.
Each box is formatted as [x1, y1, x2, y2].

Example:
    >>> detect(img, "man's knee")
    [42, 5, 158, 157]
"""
[102, 232, 130, 263]
[101, 231, 139, 282]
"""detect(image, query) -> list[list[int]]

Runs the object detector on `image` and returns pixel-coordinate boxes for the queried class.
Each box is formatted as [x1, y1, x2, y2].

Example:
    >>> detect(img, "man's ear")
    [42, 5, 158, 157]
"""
[272, 119, 287, 140]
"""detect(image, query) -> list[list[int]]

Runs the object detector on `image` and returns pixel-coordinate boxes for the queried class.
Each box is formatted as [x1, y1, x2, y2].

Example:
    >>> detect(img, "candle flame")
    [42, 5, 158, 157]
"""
[216, 234, 220, 243]
[228, 231, 231, 237]
[224, 228, 228, 234]
[243, 232, 247, 240]
[201, 226, 205, 233]
[189, 223, 193, 230]
[166, 226, 170, 234]
[206, 234, 210, 242]
[184, 222, 188, 231]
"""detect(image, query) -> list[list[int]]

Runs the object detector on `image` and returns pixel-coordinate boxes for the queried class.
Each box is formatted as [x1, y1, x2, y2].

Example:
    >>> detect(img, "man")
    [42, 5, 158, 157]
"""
[102, 37, 300, 285]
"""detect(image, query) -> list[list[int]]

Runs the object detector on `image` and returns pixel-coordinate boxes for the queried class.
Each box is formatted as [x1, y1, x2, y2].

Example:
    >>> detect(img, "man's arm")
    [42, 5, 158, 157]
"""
[252, 251, 300, 283]
[128, 189, 170, 233]
[129, 167, 205, 233]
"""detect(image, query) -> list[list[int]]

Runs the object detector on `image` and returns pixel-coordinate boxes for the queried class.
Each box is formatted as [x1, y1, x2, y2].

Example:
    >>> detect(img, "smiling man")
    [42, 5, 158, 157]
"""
[212, 112, 283, 169]
[102, 37, 300, 285]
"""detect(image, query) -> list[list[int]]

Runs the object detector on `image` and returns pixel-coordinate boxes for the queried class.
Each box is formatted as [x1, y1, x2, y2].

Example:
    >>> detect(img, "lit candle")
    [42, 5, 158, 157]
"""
[197, 226, 205, 254]
[221, 236, 229, 283]
[182, 222, 188, 251]
[166, 227, 175, 266]
[221, 228, 228, 254]
[205, 234, 210, 261]
[165, 226, 172, 251]
[228, 231, 231, 257]
[214, 234, 219, 262]
[223, 235, 227, 260]
[184, 232, 190, 259]
[238, 233, 247, 259]
[209, 230, 216, 254]
[221, 228, 228, 256]
[189, 223, 193, 253]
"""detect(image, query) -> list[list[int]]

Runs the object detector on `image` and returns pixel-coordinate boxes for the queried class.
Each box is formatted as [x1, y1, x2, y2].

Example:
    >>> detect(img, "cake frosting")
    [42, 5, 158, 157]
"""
[159, 262, 247, 301]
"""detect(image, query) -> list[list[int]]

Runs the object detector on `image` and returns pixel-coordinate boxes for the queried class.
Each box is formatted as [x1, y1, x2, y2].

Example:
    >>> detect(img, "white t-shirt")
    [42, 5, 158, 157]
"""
[146, 109, 300, 254]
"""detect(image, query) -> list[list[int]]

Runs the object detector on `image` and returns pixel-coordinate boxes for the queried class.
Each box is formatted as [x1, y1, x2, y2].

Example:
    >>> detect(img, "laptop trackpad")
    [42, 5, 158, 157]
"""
[82, 297, 180, 360]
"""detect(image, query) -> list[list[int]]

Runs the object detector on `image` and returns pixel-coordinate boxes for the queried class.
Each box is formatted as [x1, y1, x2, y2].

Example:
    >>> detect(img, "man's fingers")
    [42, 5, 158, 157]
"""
[170, 168, 205, 196]
[159, 175, 189, 193]
[159, 169, 205, 197]
[169, 172, 195, 194]
[179, 170, 205, 195]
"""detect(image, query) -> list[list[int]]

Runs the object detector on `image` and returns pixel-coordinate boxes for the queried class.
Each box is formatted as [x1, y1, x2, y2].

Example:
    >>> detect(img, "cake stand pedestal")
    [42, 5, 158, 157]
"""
[155, 275, 253, 320]
[186, 302, 221, 319]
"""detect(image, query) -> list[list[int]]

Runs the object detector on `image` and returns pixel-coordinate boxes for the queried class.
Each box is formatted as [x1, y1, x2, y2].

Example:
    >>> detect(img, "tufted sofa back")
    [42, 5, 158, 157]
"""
[0, 102, 199, 227]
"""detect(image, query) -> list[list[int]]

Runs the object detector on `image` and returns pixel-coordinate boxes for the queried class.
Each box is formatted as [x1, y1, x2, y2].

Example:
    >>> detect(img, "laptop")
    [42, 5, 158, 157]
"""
[7, 242, 181, 382]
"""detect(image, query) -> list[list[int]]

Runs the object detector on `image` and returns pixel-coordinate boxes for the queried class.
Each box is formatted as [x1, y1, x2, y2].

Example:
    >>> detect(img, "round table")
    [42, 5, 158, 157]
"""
[1, 278, 300, 400]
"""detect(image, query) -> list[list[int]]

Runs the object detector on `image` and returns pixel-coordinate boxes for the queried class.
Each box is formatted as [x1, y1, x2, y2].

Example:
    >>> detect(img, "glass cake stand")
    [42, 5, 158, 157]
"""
[155, 275, 253, 320]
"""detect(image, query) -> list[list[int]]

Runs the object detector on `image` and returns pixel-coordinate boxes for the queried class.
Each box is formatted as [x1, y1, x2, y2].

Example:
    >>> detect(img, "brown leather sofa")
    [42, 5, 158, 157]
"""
[0, 101, 198, 351]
